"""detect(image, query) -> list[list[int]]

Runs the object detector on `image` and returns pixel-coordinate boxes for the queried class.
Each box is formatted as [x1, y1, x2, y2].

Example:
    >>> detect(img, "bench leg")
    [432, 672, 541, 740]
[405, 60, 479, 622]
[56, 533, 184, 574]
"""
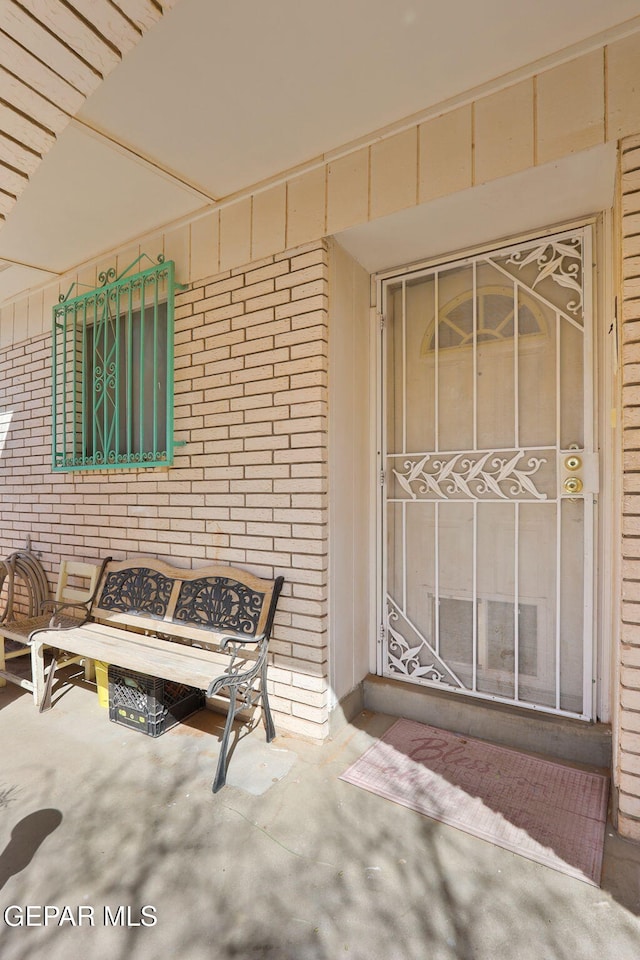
[261, 658, 276, 743]
[0, 637, 6, 687]
[212, 686, 237, 794]
[31, 640, 46, 708]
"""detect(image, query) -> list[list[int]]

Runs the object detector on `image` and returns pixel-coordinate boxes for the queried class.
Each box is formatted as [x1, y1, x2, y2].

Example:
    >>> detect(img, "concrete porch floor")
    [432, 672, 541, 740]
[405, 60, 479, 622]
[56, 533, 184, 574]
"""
[1, 669, 640, 960]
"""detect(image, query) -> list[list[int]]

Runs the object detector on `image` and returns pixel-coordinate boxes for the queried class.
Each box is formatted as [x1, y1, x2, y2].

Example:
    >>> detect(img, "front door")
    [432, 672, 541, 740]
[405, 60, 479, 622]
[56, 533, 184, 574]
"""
[379, 226, 596, 719]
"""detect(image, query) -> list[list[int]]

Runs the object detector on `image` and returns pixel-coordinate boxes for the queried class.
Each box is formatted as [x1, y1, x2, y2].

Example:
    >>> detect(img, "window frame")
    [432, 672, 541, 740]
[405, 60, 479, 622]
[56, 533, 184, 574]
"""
[51, 256, 180, 473]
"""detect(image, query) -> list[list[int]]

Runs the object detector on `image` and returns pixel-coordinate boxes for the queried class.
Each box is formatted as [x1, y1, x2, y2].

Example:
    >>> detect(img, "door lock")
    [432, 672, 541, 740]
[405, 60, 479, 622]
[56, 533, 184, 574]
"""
[563, 476, 583, 495]
[564, 455, 582, 471]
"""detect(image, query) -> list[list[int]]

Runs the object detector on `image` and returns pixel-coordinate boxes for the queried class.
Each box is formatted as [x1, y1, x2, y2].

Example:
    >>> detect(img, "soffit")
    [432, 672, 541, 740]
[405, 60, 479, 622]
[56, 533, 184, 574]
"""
[0, 123, 205, 281]
[78, 0, 640, 198]
[0, 0, 178, 224]
[0, 0, 639, 305]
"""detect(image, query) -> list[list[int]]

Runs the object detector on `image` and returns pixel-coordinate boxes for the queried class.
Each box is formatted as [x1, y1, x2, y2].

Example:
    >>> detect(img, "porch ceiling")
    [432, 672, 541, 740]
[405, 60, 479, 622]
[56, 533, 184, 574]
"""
[1, 0, 640, 304]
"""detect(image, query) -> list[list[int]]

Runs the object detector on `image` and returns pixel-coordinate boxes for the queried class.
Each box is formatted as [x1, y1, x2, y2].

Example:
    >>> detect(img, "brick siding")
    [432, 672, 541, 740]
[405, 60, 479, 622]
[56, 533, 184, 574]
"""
[0, 240, 330, 740]
[618, 134, 640, 838]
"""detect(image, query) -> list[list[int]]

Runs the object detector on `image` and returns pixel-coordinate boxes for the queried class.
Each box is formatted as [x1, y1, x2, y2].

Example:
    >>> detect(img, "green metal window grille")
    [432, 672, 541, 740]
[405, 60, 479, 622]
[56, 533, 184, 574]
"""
[52, 255, 183, 472]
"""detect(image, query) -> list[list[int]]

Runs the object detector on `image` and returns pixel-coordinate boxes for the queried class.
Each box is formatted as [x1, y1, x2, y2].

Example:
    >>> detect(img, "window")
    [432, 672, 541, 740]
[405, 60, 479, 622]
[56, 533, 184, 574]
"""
[420, 284, 546, 353]
[52, 256, 179, 471]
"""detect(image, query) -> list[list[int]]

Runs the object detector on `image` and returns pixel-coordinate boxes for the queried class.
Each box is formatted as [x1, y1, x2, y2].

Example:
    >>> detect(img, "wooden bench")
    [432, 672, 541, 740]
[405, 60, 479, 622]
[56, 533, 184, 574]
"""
[28, 557, 284, 793]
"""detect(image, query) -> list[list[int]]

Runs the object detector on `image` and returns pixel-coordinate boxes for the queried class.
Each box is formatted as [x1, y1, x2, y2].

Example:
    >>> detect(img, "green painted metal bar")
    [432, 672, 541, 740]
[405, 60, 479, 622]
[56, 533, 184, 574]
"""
[81, 298, 87, 464]
[51, 308, 59, 468]
[52, 257, 179, 472]
[153, 273, 158, 458]
[126, 281, 133, 463]
[139, 279, 145, 458]
[102, 293, 108, 464]
[71, 303, 77, 464]
[114, 285, 121, 464]
[93, 293, 100, 466]
[166, 261, 175, 465]
[62, 305, 68, 466]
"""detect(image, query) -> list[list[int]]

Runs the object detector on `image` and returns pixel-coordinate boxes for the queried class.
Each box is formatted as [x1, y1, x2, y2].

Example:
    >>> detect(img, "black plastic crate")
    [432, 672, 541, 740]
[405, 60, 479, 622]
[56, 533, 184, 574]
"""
[108, 666, 204, 737]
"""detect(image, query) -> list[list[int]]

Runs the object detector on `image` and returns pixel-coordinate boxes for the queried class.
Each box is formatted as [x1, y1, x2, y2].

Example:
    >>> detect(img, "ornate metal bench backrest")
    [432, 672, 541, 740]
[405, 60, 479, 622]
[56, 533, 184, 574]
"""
[92, 558, 282, 648]
[98, 566, 174, 620]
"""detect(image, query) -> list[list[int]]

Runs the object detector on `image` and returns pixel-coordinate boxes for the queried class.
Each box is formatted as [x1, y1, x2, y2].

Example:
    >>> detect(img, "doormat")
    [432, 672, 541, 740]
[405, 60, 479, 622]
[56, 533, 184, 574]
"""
[340, 719, 609, 885]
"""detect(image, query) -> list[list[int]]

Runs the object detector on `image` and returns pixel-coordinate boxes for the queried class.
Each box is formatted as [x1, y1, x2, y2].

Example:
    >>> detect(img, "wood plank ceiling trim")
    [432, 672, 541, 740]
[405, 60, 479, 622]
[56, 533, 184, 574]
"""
[0, 0, 169, 223]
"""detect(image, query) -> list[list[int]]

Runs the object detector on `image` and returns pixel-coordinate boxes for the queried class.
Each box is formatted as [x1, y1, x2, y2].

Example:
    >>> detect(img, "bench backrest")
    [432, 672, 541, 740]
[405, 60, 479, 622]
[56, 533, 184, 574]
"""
[91, 558, 283, 647]
[56, 560, 101, 605]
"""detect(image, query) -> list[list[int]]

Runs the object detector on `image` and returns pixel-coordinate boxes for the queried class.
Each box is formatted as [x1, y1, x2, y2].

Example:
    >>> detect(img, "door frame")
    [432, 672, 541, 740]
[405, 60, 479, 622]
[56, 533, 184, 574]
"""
[371, 215, 615, 722]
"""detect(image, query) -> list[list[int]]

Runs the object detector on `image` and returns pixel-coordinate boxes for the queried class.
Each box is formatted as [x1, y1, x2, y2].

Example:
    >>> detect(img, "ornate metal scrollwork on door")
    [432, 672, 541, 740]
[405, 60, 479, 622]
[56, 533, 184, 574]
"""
[392, 450, 548, 501]
[500, 236, 583, 317]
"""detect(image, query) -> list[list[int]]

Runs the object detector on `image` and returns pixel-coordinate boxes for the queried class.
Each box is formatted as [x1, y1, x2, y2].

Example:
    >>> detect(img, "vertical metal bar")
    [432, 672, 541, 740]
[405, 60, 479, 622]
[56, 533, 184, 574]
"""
[93, 295, 99, 463]
[514, 281, 519, 448]
[473, 261, 478, 451]
[555, 309, 561, 711]
[581, 226, 595, 719]
[513, 278, 520, 701]
[127, 282, 133, 461]
[514, 500, 520, 701]
[153, 273, 159, 457]
[401, 278, 407, 620]
[583, 492, 595, 719]
[434, 271, 439, 453]
[114, 284, 121, 462]
[81, 298, 87, 462]
[71, 304, 77, 463]
[402, 500, 407, 615]
[434, 500, 440, 656]
[165, 262, 175, 465]
[402, 279, 407, 455]
[102, 293, 108, 464]
[62, 305, 68, 466]
[139, 279, 146, 454]
[51, 308, 58, 467]
[472, 260, 478, 693]
[472, 500, 478, 692]
[379, 278, 388, 677]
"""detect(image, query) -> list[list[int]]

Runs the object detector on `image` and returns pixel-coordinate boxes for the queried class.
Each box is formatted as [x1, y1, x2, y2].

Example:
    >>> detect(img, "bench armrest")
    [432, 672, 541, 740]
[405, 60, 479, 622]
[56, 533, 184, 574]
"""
[39, 599, 91, 628]
[219, 631, 266, 650]
[40, 599, 91, 615]
[206, 632, 269, 699]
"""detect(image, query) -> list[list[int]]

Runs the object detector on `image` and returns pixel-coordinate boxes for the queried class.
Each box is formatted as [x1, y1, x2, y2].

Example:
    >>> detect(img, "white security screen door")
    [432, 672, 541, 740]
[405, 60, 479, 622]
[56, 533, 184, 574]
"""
[379, 227, 596, 719]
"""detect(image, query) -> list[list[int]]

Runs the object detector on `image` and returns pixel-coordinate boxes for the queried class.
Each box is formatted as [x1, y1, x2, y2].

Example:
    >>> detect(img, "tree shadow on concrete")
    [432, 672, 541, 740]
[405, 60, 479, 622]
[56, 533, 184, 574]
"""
[2, 706, 640, 960]
[0, 783, 20, 810]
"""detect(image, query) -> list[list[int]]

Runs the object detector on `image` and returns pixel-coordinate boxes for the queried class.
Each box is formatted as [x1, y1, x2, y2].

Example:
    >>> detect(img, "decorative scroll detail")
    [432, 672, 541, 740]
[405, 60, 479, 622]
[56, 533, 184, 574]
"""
[99, 567, 174, 619]
[59, 450, 169, 469]
[503, 237, 582, 315]
[174, 578, 264, 635]
[393, 450, 547, 501]
[385, 605, 462, 687]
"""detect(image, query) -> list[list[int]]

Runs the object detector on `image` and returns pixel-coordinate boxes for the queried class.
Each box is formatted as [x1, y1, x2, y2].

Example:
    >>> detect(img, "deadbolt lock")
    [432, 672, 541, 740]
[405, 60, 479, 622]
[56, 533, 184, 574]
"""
[564, 455, 582, 471]
[563, 476, 583, 495]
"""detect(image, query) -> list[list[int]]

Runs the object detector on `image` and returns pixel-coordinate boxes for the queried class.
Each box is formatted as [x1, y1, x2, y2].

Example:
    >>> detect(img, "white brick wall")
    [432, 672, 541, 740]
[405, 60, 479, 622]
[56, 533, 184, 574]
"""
[618, 134, 640, 839]
[0, 240, 330, 740]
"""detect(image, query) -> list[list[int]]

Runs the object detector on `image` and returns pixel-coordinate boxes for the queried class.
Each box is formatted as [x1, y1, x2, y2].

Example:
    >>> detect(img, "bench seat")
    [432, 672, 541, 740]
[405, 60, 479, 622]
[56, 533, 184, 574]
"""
[31, 620, 251, 691]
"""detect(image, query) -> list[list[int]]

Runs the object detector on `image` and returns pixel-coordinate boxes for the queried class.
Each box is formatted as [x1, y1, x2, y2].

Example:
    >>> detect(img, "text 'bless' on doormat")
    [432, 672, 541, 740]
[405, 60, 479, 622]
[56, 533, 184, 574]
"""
[340, 719, 609, 886]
